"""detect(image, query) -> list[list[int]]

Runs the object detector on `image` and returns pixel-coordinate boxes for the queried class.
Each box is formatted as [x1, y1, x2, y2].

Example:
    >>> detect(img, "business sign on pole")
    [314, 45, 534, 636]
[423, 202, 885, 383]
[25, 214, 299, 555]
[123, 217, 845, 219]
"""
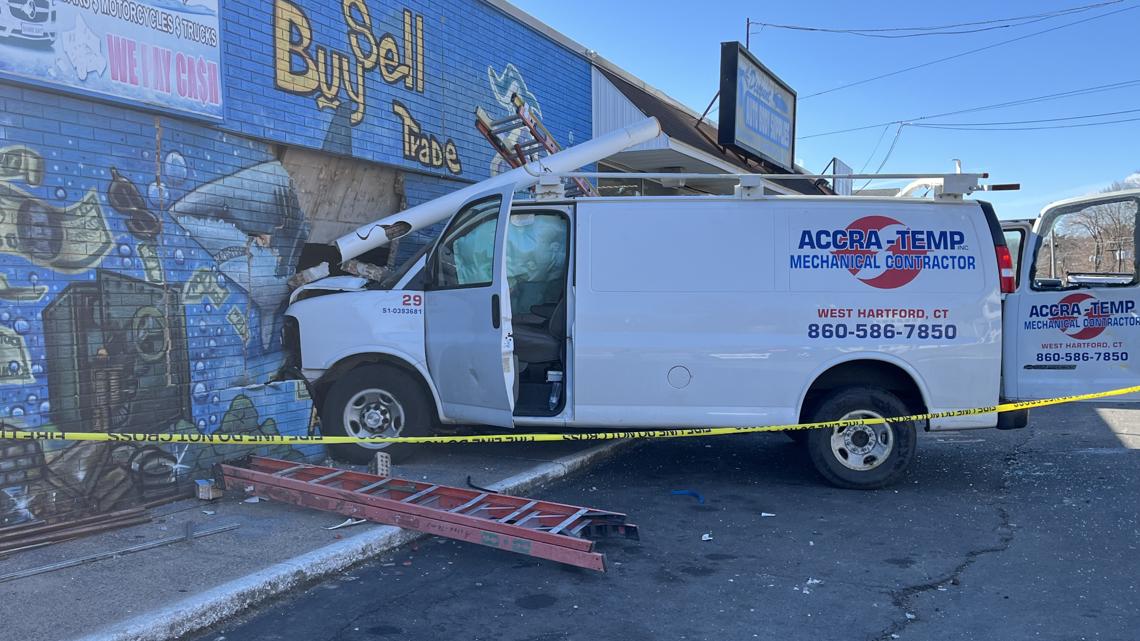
[718, 42, 796, 171]
[0, 1, 223, 120]
[832, 157, 853, 196]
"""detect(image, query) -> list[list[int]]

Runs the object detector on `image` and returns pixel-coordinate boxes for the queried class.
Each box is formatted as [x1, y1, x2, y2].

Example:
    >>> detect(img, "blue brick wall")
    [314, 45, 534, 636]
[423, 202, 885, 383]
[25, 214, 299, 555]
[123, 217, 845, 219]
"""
[0, 85, 318, 525]
[221, 0, 592, 184]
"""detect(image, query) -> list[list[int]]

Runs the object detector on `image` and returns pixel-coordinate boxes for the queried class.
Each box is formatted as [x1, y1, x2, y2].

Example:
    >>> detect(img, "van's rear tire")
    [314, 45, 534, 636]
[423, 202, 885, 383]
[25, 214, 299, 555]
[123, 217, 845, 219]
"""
[320, 364, 438, 464]
[805, 386, 917, 490]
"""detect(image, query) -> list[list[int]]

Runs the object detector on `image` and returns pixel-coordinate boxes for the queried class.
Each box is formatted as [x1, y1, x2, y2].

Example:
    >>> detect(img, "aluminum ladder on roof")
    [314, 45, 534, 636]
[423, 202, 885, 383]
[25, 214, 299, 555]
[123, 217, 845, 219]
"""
[475, 93, 599, 198]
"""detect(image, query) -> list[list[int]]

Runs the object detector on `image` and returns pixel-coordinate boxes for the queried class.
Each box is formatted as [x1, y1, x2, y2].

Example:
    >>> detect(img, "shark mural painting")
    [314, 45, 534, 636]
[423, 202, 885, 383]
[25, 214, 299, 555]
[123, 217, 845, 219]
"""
[169, 162, 308, 353]
[0, 91, 318, 526]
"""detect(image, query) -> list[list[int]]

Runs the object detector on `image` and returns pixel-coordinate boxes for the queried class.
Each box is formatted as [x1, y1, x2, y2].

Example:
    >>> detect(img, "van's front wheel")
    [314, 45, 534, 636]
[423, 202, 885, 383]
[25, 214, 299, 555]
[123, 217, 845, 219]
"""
[321, 364, 438, 464]
[805, 387, 917, 490]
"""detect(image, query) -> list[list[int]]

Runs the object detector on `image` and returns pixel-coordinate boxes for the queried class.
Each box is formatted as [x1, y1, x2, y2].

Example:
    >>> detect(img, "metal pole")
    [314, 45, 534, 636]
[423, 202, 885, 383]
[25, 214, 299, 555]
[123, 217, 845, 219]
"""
[746, 18, 751, 49]
[1050, 234, 1056, 278]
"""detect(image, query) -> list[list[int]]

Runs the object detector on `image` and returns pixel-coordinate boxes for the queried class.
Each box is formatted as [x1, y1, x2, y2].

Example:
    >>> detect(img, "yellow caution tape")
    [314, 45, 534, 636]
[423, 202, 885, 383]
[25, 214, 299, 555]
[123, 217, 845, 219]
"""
[1, 384, 1137, 446]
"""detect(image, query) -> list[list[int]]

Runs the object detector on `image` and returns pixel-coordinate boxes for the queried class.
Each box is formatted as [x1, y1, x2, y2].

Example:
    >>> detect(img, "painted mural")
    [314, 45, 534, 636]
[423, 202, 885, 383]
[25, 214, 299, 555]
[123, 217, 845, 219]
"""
[0, 92, 317, 526]
[241, 0, 592, 186]
[271, 0, 463, 175]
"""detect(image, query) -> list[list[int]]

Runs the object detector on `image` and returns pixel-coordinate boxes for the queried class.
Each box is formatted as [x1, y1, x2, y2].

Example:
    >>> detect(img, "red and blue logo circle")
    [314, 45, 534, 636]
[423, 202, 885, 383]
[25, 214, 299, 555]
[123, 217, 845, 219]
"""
[1049, 293, 1109, 340]
[830, 216, 926, 289]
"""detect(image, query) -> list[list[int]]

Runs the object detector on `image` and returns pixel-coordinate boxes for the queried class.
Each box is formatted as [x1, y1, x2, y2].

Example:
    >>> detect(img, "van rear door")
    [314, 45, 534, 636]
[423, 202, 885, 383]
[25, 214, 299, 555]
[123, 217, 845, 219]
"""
[1004, 191, 1140, 401]
[423, 187, 517, 426]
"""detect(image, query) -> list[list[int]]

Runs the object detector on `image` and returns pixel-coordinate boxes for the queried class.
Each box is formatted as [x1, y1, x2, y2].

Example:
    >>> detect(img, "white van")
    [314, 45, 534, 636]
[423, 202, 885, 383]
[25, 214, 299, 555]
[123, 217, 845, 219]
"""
[283, 125, 1139, 489]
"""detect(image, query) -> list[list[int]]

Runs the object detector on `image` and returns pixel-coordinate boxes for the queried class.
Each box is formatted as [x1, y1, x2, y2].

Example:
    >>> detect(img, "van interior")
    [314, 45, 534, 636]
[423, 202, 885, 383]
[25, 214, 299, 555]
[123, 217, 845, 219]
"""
[504, 210, 570, 416]
[444, 207, 571, 416]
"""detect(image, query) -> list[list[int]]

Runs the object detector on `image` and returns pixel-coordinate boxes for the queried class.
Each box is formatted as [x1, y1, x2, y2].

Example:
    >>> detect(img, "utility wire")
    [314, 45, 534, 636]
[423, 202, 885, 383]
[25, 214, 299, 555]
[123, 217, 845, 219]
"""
[800, 79, 1140, 138]
[801, 3, 1139, 100]
[856, 125, 891, 173]
[913, 116, 1140, 131]
[857, 124, 907, 191]
[748, 1, 1120, 38]
[915, 107, 1140, 127]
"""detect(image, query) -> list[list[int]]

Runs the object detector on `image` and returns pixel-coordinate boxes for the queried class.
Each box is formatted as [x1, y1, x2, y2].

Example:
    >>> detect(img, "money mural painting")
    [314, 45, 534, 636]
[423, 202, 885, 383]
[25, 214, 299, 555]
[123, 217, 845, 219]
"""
[0, 113, 318, 526]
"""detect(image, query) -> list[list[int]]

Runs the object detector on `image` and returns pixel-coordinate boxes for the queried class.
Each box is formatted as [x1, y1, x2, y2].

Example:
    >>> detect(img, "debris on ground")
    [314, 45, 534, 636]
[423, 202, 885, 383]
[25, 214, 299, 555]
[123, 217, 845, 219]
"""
[701, 533, 714, 541]
[195, 479, 223, 501]
[0, 524, 239, 584]
[671, 489, 705, 504]
[0, 508, 152, 555]
[324, 518, 367, 531]
[761, 512, 776, 518]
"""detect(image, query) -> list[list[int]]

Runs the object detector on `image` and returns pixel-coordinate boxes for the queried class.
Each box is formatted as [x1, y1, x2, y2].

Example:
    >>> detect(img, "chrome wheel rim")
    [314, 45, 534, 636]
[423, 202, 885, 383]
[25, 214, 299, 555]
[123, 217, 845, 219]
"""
[830, 410, 893, 471]
[343, 388, 405, 449]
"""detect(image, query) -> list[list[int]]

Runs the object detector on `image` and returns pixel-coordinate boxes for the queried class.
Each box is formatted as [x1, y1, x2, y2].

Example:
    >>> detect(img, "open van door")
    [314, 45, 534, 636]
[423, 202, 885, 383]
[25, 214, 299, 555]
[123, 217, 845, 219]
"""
[1004, 190, 1140, 401]
[423, 187, 516, 426]
[1001, 218, 1034, 287]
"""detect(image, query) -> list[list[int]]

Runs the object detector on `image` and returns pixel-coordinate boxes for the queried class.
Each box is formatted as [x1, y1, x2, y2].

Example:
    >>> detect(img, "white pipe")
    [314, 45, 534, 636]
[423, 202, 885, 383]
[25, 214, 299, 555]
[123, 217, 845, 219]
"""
[334, 116, 663, 262]
[895, 178, 943, 198]
[563, 172, 988, 181]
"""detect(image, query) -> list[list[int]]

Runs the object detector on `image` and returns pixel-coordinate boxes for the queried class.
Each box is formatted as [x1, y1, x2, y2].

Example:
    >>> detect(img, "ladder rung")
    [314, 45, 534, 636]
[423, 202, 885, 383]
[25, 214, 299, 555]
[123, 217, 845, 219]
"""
[498, 500, 538, 524]
[357, 478, 392, 494]
[549, 508, 589, 535]
[309, 470, 345, 484]
[515, 511, 544, 527]
[489, 116, 523, 129]
[272, 464, 308, 477]
[449, 493, 488, 513]
[569, 520, 590, 536]
[401, 485, 439, 503]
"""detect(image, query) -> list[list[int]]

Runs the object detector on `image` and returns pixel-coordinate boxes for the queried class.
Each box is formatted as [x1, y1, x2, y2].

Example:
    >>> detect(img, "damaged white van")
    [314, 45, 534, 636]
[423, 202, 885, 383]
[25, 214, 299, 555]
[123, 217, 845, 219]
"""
[283, 118, 1140, 489]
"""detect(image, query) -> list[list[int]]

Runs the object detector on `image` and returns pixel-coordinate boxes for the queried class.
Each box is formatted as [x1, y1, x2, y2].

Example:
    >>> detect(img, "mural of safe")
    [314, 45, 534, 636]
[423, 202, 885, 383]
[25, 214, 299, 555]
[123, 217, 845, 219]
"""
[0, 88, 317, 526]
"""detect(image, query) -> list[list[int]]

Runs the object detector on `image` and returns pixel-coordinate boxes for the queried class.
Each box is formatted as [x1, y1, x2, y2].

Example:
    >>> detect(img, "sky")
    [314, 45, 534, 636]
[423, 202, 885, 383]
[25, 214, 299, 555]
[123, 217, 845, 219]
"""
[510, 0, 1139, 219]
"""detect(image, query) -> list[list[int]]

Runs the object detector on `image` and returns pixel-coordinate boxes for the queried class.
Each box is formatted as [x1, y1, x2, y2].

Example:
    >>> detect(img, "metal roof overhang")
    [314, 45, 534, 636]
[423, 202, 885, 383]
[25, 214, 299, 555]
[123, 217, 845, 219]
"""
[592, 66, 827, 196]
[603, 139, 784, 193]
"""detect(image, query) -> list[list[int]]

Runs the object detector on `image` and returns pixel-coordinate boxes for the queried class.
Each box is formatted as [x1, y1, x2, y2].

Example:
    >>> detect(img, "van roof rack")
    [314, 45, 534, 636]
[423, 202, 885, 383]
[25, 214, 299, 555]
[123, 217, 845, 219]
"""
[557, 172, 1020, 201]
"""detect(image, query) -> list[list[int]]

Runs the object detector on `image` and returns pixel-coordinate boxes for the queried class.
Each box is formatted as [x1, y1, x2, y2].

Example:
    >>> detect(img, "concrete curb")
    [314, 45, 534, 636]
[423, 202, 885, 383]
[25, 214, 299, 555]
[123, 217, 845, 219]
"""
[77, 439, 636, 641]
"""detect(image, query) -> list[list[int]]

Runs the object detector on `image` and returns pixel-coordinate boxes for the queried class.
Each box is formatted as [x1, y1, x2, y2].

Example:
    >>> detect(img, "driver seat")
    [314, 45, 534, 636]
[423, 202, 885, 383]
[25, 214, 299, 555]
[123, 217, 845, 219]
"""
[512, 296, 565, 365]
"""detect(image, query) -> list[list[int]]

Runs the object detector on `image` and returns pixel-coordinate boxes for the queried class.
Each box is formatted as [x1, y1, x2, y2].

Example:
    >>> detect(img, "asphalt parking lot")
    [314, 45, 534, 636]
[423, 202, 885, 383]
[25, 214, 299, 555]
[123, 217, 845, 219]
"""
[191, 402, 1140, 641]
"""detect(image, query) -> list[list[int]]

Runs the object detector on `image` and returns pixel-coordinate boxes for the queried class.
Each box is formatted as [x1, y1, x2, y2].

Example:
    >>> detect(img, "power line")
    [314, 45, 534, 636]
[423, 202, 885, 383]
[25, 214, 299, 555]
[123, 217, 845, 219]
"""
[913, 116, 1140, 131]
[800, 3, 1139, 100]
[918, 107, 1140, 127]
[748, 1, 1121, 39]
[857, 124, 907, 191]
[800, 79, 1140, 138]
[856, 125, 891, 173]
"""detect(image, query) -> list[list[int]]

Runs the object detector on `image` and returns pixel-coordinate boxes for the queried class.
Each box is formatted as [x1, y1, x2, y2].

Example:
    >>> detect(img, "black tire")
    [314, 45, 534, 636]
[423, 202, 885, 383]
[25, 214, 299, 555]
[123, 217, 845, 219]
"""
[320, 363, 438, 464]
[805, 386, 917, 490]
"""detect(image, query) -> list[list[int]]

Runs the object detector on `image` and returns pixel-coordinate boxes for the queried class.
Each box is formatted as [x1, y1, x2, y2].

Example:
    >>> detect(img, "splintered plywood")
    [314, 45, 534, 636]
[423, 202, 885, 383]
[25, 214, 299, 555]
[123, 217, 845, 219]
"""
[282, 148, 406, 244]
